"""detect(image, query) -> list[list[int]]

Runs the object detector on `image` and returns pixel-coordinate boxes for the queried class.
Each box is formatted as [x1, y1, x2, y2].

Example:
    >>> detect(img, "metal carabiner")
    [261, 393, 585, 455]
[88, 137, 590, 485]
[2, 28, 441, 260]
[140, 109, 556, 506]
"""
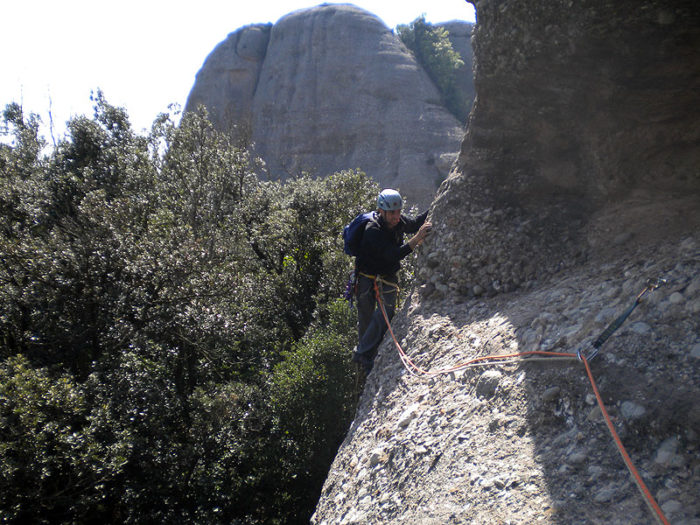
[637, 277, 667, 301]
[577, 341, 598, 362]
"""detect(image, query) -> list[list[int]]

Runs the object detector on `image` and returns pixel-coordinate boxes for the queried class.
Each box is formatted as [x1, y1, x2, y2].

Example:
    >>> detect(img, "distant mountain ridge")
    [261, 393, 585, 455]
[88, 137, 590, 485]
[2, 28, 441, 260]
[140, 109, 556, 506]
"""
[185, 4, 474, 207]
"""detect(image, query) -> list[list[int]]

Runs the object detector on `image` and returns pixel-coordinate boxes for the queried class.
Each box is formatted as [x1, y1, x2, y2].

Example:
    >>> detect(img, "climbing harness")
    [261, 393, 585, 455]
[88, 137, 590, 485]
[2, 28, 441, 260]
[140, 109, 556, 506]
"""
[369, 276, 670, 525]
[360, 272, 400, 293]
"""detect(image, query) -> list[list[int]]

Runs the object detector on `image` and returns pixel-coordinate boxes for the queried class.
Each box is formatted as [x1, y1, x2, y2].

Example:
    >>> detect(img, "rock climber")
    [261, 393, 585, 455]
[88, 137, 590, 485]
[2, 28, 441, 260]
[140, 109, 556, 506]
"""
[352, 188, 432, 373]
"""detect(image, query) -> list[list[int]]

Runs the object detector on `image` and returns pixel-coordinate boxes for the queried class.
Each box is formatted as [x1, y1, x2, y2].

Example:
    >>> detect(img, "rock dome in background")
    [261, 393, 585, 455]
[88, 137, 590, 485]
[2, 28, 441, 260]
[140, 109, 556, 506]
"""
[185, 4, 474, 208]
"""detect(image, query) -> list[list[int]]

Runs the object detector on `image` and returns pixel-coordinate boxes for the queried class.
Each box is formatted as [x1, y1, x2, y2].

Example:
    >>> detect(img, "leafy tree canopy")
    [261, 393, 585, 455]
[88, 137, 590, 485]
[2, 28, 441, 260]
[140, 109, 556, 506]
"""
[397, 16, 469, 123]
[0, 94, 384, 524]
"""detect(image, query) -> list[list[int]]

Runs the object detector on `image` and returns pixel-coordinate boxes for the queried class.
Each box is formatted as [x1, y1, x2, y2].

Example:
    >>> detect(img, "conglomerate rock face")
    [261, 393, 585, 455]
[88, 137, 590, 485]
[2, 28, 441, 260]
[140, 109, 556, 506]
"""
[422, 0, 700, 299]
[186, 5, 472, 208]
[313, 1, 700, 524]
[313, 236, 700, 524]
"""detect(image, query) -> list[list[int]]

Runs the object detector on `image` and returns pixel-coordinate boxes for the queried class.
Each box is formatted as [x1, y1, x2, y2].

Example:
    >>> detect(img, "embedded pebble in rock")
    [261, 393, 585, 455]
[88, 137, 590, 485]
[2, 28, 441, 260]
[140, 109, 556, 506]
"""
[620, 401, 646, 420]
[654, 437, 683, 468]
[629, 321, 651, 334]
[397, 404, 420, 429]
[691, 344, 700, 359]
[690, 299, 700, 314]
[593, 485, 618, 503]
[587, 406, 603, 422]
[613, 232, 633, 245]
[587, 465, 604, 481]
[436, 283, 449, 295]
[476, 370, 502, 398]
[669, 292, 684, 304]
[426, 251, 441, 268]
[542, 386, 561, 402]
[595, 307, 618, 324]
[567, 452, 588, 465]
[661, 500, 683, 516]
[369, 448, 385, 467]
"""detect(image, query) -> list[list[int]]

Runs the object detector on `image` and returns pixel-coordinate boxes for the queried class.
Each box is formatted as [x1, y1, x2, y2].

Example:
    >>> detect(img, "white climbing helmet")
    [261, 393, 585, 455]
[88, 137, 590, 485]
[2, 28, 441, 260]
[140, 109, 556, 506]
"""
[377, 189, 403, 211]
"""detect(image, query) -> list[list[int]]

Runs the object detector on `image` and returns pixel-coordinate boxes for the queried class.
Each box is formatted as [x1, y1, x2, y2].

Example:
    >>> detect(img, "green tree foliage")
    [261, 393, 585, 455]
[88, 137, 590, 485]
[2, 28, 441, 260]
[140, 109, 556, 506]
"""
[267, 298, 358, 520]
[0, 355, 128, 523]
[397, 16, 469, 123]
[0, 95, 380, 523]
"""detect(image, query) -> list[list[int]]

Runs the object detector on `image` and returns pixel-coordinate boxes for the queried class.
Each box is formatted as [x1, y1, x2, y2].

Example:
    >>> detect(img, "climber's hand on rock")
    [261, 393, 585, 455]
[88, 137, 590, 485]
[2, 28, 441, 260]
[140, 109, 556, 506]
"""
[409, 222, 433, 249]
[419, 222, 433, 240]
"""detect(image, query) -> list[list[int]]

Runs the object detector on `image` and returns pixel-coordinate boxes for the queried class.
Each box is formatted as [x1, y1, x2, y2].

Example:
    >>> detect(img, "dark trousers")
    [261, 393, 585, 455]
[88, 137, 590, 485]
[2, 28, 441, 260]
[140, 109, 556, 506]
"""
[356, 273, 398, 357]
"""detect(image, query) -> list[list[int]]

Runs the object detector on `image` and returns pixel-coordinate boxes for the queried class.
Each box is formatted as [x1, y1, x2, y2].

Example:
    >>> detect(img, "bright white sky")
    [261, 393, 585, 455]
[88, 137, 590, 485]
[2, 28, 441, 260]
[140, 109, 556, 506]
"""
[1, 1, 475, 139]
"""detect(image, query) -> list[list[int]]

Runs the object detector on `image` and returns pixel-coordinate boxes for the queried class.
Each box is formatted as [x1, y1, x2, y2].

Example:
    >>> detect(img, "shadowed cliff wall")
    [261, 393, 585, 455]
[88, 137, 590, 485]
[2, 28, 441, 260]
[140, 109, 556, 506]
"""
[423, 0, 700, 300]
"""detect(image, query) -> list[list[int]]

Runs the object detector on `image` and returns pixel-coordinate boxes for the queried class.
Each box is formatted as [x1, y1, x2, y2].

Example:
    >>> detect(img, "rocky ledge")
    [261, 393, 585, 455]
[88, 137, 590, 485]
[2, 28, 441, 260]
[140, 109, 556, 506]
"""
[314, 231, 700, 524]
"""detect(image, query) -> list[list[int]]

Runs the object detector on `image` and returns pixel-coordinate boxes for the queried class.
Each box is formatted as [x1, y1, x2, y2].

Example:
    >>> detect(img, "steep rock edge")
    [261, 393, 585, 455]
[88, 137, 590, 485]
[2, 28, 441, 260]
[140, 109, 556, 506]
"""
[425, 0, 699, 299]
[185, 23, 271, 133]
[437, 20, 477, 122]
[186, 5, 470, 208]
[313, 1, 700, 524]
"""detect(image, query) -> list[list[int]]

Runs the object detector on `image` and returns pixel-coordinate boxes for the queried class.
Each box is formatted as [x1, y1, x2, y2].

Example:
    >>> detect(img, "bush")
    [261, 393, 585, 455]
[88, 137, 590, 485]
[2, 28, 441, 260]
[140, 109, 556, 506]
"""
[397, 16, 469, 123]
[267, 299, 358, 521]
[0, 97, 379, 523]
[0, 355, 128, 523]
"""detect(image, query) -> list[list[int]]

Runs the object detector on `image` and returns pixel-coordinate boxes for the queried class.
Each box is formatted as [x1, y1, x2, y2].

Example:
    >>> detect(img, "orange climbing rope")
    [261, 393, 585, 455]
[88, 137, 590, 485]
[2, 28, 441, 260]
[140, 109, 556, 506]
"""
[372, 279, 578, 377]
[370, 279, 670, 525]
[581, 355, 671, 525]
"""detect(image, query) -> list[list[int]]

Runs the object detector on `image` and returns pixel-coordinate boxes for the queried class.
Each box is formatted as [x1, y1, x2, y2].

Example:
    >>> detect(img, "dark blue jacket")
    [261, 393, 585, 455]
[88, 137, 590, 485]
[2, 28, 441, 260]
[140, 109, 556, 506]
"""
[355, 210, 428, 276]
